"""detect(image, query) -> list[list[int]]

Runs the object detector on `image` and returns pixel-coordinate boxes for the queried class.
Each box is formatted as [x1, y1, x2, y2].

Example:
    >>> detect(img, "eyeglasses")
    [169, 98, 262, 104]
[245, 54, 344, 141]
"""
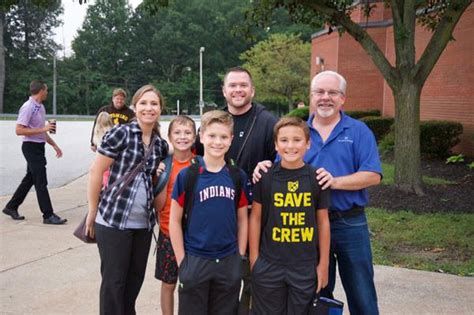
[311, 89, 344, 97]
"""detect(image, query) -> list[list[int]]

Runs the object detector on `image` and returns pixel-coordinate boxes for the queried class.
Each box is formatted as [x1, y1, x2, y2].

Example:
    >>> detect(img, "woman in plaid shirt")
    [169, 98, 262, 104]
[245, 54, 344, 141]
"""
[86, 84, 169, 315]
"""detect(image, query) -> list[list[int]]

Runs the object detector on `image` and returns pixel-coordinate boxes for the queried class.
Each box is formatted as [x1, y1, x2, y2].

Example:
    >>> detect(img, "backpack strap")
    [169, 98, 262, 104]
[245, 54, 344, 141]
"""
[226, 158, 242, 214]
[153, 154, 173, 196]
[182, 157, 200, 231]
[260, 162, 277, 230]
[182, 157, 243, 232]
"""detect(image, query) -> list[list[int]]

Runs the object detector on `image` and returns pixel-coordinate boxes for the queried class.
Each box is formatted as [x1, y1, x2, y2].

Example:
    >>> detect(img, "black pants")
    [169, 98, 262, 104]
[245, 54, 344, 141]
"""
[95, 223, 152, 315]
[178, 253, 242, 315]
[251, 256, 316, 315]
[6, 142, 54, 218]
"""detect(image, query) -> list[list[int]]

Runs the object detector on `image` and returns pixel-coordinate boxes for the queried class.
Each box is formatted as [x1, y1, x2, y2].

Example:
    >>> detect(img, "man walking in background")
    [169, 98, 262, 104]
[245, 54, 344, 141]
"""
[2, 80, 67, 225]
[90, 88, 135, 152]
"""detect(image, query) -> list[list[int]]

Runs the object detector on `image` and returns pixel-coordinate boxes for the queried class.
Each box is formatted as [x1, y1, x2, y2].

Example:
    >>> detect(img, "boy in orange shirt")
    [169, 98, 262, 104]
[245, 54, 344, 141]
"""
[154, 115, 196, 315]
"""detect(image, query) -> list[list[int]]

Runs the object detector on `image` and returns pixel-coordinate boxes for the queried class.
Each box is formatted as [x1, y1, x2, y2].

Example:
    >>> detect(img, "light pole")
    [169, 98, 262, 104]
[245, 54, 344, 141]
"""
[53, 54, 57, 115]
[199, 46, 205, 117]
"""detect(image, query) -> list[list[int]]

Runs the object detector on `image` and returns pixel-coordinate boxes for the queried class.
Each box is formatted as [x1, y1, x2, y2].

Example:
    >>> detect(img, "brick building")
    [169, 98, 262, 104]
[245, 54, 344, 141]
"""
[311, 2, 474, 156]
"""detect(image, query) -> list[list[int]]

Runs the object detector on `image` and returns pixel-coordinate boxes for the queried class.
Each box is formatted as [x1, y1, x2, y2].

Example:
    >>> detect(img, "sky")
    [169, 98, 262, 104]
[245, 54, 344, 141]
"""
[53, 0, 141, 57]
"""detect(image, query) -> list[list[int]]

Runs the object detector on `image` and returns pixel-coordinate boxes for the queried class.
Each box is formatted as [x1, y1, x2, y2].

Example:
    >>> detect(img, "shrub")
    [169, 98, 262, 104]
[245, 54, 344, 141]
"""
[360, 116, 394, 142]
[420, 120, 463, 158]
[286, 106, 309, 120]
[379, 132, 395, 156]
[378, 121, 463, 158]
[345, 109, 380, 119]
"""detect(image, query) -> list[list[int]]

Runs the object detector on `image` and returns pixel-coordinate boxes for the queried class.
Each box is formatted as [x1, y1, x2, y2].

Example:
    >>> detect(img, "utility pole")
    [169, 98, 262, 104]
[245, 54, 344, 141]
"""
[199, 47, 205, 117]
[53, 54, 57, 115]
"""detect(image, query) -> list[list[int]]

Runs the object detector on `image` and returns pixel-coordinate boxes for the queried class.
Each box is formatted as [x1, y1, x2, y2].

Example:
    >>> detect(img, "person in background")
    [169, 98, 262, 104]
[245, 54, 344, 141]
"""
[91, 112, 114, 187]
[90, 88, 135, 152]
[2, 80, 67, 225]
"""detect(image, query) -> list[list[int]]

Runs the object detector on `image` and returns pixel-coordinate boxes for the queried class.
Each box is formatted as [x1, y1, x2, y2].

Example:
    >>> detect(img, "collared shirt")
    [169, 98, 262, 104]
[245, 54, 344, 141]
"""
[97, 121, 169, 230]
[16, 97, 47, 143]
[304, 112, 382, 211]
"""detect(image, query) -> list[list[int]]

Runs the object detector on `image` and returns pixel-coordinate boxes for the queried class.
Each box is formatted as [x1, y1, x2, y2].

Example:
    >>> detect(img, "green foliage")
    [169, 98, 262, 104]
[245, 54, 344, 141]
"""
[344, 109, 381, 119]
[3, 0, 63, 113]
[420, 121, 463, 158]
[286, 106, 309, 120]
[241, 33, 311, 113]
[380, 121, 463, 158]
[367, 208, 474, 276]
[360, 116, 394, 142]
[445, 154, 464, 165]
[468, 162, 474, 170]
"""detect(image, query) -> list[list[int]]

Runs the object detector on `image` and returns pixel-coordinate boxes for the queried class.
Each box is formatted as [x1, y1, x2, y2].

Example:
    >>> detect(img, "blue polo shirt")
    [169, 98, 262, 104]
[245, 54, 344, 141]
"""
[303, 112, 382, 212]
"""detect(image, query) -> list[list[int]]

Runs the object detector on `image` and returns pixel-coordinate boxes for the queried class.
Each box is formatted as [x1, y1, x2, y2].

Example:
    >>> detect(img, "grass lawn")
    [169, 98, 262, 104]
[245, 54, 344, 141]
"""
[381, 162, 454, 185]
[367, 207, 474, 276]
[369, 162, 472, 276]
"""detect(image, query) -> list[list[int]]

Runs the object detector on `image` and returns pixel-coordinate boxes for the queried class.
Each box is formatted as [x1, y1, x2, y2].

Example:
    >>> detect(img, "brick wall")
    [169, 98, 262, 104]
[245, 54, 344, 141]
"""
[312, 3, 474, 156]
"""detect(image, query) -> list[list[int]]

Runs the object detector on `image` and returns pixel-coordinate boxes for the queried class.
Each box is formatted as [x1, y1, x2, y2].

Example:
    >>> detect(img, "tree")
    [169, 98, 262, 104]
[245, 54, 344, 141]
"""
[2, 0, 62, 113]
[247, 0, 471, 195]
[241, 33, 311, 112]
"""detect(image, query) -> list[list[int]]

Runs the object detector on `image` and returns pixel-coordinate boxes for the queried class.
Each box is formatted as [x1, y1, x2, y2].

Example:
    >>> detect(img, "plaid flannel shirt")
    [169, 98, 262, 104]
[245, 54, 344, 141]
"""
[97, 121, 168, 230]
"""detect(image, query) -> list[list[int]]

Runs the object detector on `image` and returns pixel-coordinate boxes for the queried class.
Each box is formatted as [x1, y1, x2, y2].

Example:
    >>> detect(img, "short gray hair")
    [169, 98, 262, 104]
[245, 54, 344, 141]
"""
[311, 71, 347, 94]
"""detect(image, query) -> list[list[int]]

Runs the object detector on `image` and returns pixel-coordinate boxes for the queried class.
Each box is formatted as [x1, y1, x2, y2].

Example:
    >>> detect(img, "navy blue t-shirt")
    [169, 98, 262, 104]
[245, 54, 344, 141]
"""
[172, 159, 249, 259]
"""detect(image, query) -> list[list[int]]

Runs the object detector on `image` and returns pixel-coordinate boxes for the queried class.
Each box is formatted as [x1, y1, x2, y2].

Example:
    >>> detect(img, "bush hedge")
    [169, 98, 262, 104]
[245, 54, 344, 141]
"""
[379, 120, 463, 158]
[345, 109, 380, 119]
[360, 116, 394, 142]
[286, 107, 309, 120]
[420, 120, 463, 158]
[285, 107, 381, 121]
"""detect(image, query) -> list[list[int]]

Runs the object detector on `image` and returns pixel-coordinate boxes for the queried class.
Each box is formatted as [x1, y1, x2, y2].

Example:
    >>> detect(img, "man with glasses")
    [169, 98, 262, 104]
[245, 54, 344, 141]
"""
[254, 71, 382, 314]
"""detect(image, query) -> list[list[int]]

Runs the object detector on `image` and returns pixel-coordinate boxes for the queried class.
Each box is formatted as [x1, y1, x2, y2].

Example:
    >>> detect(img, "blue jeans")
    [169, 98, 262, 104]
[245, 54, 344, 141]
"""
[322, 213, 379, 315]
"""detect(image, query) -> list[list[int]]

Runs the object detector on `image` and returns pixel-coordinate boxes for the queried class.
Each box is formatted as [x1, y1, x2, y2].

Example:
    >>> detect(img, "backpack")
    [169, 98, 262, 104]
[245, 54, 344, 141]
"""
[260, 162, 319, 229]
[153, 155, 173, 196]
[182, 157, 242, 231]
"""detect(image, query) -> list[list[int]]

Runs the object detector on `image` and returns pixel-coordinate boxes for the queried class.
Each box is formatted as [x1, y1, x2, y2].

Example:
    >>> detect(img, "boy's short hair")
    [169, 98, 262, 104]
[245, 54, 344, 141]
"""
[200, 110, 234, 134]
[273, 116, 310, 142]
[168, 115, 196, 137]
[112, 88, 127, 99]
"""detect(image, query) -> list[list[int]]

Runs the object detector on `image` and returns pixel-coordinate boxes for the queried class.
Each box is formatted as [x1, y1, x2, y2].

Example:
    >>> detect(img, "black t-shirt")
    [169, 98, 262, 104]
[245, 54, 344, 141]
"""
[227, 108, 254, 160]
[253, 163, 331, 265]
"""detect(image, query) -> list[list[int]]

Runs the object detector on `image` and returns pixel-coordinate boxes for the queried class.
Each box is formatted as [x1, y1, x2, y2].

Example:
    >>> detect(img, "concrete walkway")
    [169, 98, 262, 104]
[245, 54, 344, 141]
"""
[1, 176, 473, 314]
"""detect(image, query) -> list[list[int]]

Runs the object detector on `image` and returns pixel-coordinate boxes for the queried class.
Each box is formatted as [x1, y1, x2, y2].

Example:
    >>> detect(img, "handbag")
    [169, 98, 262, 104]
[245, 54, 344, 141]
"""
[73, 136, 158, 243]
[73, 215, 96, 243]
[309, 292, 344, 315]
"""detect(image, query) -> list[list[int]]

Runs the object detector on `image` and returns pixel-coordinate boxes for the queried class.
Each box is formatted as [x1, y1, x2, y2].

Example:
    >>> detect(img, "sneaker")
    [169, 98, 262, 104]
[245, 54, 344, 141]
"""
[43, 214, 67, 225]
[2, 208, 25, 220]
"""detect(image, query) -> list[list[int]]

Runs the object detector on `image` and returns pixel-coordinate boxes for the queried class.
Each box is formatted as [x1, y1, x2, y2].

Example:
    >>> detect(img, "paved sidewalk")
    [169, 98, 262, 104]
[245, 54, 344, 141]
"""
[1, 175, 473, 314]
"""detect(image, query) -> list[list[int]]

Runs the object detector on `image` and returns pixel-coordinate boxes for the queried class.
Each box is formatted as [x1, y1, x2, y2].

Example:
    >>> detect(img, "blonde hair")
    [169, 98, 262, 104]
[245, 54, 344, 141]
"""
[200, 110, 233, 134]
[168, 115, 196, 138]
[93, 112, 114, 146]
[274, 116, 310, 142]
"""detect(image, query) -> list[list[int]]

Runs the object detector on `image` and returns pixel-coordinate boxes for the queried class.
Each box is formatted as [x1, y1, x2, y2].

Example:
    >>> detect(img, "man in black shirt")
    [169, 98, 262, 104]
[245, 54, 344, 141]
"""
[90, 88, 135, 152]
